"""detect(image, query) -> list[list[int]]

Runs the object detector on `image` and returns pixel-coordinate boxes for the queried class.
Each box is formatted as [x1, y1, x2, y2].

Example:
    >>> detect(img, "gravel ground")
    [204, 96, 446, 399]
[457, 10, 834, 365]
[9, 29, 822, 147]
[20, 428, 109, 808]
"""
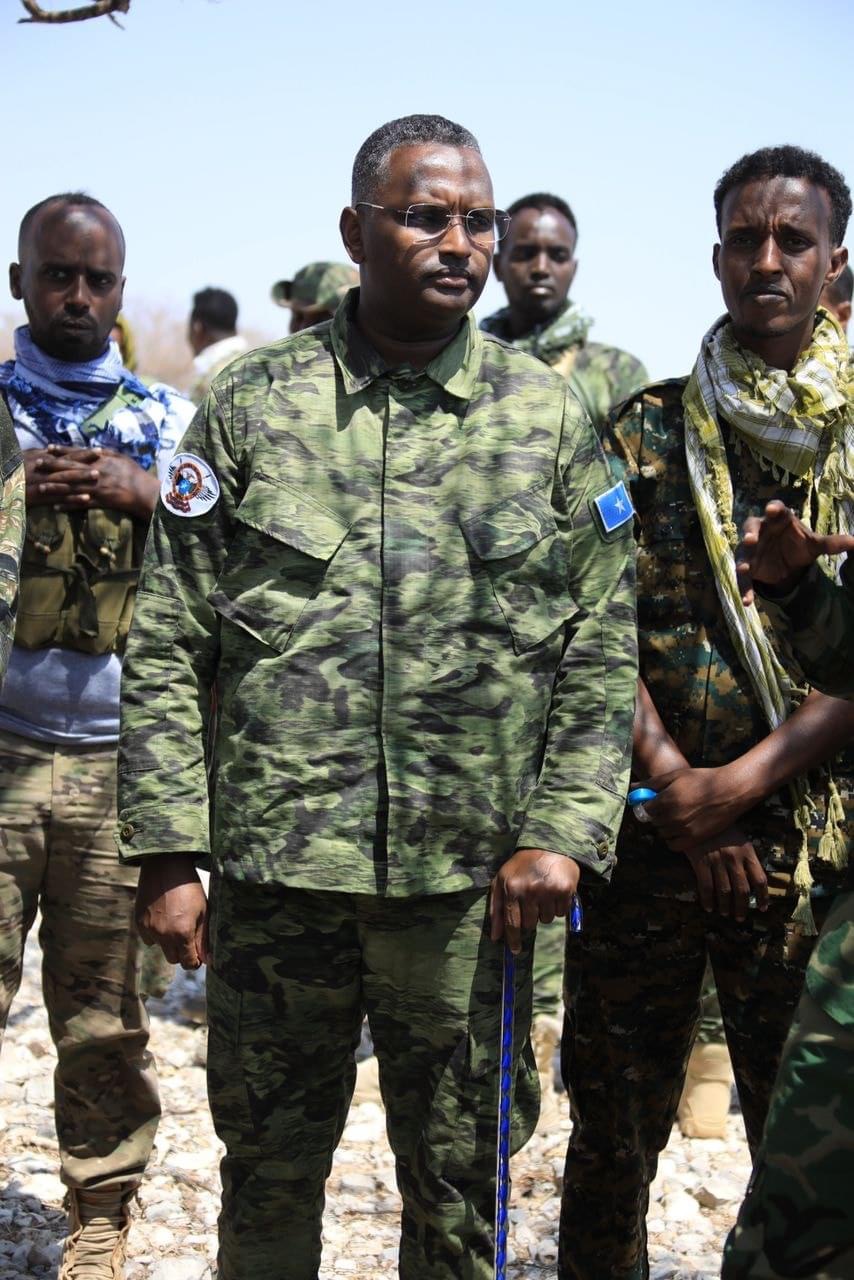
[0, 931, 752, 1279]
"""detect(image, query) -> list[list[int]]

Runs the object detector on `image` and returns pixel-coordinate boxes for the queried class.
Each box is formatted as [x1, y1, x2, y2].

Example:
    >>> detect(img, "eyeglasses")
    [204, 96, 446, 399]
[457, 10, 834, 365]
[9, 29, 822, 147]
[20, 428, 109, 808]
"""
[356, 202, 511, 246]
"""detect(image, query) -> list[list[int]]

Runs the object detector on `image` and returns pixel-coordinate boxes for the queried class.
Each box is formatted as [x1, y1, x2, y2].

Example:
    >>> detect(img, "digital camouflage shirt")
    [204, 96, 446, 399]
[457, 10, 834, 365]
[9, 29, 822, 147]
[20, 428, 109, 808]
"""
[0, 395, 25, 684]
[480, 301, 648, 434]
[117, 291, 637, 897]
[604, 378, 853, 885]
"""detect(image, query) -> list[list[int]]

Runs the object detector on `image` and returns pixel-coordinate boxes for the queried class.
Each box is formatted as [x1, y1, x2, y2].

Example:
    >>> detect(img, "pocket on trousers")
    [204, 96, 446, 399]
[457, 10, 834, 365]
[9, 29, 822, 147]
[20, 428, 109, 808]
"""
[422, 1015, 539, 1189]
[205, 967, 261, 1158]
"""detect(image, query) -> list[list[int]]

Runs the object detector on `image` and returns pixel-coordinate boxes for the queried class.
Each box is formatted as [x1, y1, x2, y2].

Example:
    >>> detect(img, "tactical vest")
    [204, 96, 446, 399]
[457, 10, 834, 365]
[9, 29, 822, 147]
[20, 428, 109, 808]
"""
[14, 383, 152, 657]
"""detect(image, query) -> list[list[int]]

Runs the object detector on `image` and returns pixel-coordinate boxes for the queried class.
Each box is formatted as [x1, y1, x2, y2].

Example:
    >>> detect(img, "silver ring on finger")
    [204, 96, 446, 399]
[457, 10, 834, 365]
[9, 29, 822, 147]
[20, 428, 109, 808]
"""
[633, 803, 650, 824]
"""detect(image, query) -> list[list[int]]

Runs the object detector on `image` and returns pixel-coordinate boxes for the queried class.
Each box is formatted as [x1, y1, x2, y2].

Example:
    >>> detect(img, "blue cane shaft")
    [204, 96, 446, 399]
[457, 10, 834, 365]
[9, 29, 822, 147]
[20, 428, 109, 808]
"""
[495, 943, 516, 1280]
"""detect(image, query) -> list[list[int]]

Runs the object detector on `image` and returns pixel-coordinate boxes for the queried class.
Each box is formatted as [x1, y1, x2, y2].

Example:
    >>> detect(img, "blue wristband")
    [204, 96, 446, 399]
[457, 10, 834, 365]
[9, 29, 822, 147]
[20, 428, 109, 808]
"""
[627, 787, 658, 807]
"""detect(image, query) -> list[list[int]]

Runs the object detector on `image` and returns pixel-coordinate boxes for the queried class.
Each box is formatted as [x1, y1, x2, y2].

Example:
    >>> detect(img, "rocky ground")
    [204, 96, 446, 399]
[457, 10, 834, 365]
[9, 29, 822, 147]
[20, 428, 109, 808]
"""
[0, 932, 752, 1279]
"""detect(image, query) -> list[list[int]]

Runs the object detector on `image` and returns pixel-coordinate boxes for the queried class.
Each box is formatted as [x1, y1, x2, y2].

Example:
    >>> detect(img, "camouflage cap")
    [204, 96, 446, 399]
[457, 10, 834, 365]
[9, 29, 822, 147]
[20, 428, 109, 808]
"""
[271, 262, 359, 313]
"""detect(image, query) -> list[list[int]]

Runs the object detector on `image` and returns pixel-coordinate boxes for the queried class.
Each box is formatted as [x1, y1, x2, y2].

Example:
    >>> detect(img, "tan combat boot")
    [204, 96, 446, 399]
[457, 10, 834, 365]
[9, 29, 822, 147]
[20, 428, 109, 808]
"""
[677, 1042, 733, 1139]
[59, 1185, 136, 1280]
[531, 1014, 563, 1134]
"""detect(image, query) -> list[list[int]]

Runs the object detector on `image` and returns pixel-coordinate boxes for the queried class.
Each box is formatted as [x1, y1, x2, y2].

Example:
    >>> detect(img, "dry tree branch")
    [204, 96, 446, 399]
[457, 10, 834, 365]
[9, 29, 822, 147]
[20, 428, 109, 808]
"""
[19, 0, 131, 26]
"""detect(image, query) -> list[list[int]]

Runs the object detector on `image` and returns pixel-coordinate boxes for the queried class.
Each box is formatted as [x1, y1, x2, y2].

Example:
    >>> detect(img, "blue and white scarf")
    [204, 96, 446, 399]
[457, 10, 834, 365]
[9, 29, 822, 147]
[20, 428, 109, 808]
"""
[0, 326, 188, 473]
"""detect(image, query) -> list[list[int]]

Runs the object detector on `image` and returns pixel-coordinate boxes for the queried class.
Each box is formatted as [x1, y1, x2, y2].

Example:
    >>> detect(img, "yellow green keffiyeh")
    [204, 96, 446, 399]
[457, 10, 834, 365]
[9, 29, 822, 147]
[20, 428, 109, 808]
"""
[682, 309, 854, 933]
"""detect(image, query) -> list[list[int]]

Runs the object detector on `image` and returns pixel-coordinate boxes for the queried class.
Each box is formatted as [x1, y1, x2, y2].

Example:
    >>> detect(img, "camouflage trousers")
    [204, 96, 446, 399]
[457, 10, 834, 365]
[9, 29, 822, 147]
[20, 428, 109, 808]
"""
[722, 889, 854, 1280]
[533, 917, 564, 1020]
[559, 842, 827, 1280]
[206, 876, 538, 1280]
[0, 729, 160, 1189]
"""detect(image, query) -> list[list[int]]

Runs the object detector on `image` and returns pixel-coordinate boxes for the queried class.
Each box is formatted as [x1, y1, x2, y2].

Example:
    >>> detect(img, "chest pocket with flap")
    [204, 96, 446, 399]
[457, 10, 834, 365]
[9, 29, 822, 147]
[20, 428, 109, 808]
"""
[208, 473, 350, 653]
[460, 484, 573, 654]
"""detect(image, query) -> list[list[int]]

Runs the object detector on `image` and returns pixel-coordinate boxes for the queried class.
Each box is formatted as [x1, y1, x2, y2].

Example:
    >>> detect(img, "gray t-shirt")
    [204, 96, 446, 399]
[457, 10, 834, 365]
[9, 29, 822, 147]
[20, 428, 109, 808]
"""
[0, 646, 121, 744]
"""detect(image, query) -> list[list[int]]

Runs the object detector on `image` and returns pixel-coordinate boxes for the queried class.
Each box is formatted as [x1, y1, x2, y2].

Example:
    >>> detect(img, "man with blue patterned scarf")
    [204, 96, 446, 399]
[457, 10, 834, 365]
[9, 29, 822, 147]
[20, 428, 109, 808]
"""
[0, 192, 194, 1280]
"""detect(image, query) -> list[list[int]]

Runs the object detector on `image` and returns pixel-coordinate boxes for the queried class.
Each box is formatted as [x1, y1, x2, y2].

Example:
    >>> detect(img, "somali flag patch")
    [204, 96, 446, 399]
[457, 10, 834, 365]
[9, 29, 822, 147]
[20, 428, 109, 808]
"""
[590, 480, 634, 539]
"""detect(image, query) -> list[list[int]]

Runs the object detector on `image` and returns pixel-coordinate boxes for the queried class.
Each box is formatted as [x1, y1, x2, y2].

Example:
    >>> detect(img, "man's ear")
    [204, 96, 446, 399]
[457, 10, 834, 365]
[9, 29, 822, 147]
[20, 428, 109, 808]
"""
[340, 207, 365, 265]
[839, 300, 852, 329]
[712, 243, 721, 281]
[9, 262, 22, 301]
[566, 257, 578, 292]
[825, 243, 849, 290]
[492, 251, 503, 283]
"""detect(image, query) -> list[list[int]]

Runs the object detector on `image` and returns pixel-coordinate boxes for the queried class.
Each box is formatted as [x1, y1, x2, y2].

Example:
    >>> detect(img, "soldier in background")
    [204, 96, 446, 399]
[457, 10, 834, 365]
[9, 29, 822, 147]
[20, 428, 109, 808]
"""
[722, 502, 854, 1279]
[820, 261, 852, 334]
[271, 260, 358, 333]
[481, 189, 648, 1126]
[560, 146, 854, 1280]
[0, 192, 194, 1279]
[117, 113, 637, 1280]
[187, 287, 248, 402]
[481, 191, 648, 432]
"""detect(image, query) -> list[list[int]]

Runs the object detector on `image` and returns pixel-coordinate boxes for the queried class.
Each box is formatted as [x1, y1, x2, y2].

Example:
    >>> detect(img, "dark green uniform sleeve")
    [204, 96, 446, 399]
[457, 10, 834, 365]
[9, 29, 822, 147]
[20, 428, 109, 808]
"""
[515, 392, 637, 876]
[758, 559, 854, 699]
[0, 396, 24, 686]
[117, 377, 244, 862]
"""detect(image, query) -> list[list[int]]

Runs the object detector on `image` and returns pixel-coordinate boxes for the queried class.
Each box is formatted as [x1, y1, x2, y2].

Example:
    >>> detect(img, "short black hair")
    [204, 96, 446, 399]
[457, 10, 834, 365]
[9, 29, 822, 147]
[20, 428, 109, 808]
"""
[714, 146, 852, 247]
[504, 192, 577, 239]
[351, 114, 481, 205]
[18, 191, 125, 260]
[191, 287, 238, 334]
[824, 263, 853, 305]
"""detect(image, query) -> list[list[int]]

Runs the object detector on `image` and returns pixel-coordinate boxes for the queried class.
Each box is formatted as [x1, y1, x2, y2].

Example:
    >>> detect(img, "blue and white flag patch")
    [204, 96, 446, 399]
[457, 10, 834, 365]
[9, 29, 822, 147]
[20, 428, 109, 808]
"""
[591, 480, 634, 536]
[161, 452, 220, 518]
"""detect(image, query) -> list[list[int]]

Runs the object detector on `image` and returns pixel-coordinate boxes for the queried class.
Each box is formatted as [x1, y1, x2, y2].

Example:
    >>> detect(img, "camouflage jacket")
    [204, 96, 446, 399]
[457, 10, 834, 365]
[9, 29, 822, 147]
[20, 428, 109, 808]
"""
[117, 292, 637, 896]
[759, 558, 854, 700]
[480, 301, 648, 433]
[0, 394, 25, 685]
[605, 378, 854, 882]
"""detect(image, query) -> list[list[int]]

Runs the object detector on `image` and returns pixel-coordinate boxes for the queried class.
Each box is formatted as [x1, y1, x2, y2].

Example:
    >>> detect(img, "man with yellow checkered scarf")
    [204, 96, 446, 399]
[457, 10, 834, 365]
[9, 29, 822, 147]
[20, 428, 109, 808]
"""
[559, 146, 854, 1280]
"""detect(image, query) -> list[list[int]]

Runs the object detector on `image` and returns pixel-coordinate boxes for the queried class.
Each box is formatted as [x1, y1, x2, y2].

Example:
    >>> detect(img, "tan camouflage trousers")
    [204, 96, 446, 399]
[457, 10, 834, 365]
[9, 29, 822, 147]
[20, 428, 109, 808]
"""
[206, 876, 539, 1280]
[722, 889, 854, 1280]
[559, 843, 829, 1280]
[0, 729, 160, 1189]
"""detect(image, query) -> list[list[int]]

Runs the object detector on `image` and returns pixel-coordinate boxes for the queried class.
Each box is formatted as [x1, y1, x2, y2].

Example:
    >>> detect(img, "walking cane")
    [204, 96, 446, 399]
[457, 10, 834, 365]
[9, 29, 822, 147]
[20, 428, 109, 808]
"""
[494, 893, 584, 1280]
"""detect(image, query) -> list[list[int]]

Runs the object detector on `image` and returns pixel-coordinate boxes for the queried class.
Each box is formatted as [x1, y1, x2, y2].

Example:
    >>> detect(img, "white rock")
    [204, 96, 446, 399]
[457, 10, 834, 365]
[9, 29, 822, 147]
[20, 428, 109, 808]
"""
[661, 1191, 701, 1223]
[17, 1173, 64, 1205]
[693, 1173, 743, 1208]
[147, 1224, 175, 1249]
[24, 1074, 54, 1107]
[1, 1044, 37, 1085]
[149, 1259, 209, 1280]
[535, 1237, 558, 1264]
[341, 1121, 383, 1144]
[338, 1172, 375, 1193]
[646, 1216, 665, 1234]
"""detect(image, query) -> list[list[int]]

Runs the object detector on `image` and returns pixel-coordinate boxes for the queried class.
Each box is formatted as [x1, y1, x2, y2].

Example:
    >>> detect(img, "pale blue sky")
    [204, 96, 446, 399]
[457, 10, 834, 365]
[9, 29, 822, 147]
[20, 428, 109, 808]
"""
[2, 0, 852, 378]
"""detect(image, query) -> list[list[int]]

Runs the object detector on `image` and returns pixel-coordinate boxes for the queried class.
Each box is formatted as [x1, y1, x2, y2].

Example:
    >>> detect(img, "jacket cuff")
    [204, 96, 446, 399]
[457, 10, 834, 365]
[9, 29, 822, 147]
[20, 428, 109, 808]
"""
[115, 805, 210, 865]
[515, 815, 616, 879]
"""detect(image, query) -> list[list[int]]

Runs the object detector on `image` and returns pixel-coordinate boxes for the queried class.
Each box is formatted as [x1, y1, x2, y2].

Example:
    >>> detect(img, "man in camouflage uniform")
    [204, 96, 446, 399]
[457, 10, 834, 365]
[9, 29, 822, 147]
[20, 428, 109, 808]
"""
[117, 113, 637, 1280]
[271, 260, 359, 333]
[0, 398, 25, 683]
[481, 189, 648, 1123]
[0, 193, 194, 1279]
[720, 505, 854, 1278]
[560, 146, 854, 1280]
[481, 191, 648, 432]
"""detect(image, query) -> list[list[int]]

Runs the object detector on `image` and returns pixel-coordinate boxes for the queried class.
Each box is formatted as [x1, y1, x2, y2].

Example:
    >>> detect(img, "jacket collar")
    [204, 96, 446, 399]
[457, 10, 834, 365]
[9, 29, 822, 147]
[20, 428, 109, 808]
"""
[331, 288, 482, 402]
